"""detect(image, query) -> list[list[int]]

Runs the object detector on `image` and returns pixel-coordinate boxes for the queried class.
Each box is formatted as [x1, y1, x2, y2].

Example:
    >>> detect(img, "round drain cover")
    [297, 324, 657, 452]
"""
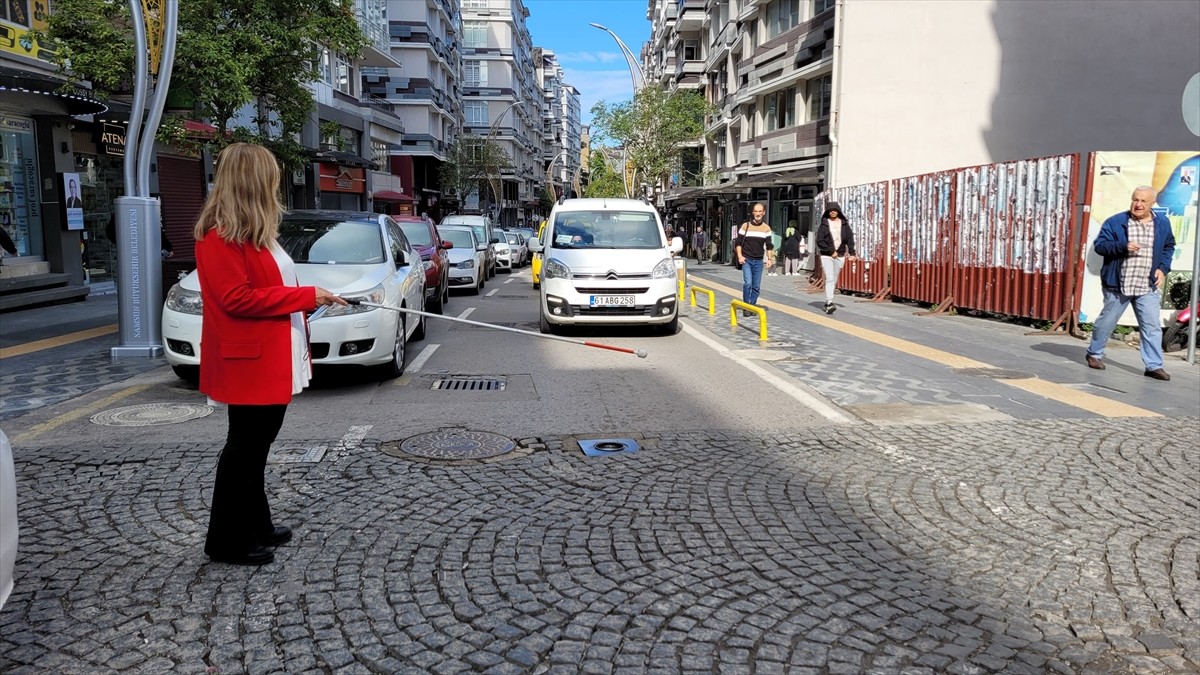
[390, 430, 515, 460]
[91, 402, 213, 427]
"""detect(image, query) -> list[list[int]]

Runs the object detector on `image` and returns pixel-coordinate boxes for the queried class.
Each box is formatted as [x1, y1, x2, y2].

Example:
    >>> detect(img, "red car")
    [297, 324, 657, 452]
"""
[395, 215, 452, 314]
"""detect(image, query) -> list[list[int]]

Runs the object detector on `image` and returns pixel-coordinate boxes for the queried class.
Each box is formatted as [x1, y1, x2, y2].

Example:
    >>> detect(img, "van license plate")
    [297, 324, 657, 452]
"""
[590, 295, 635, 307]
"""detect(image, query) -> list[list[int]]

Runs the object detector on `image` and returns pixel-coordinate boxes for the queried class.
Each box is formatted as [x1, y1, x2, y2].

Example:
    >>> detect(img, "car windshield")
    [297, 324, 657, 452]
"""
[278, 219, 384, 264]
[551, 211, 662, 249]
[397, 221, 434, 247]
[505, 233, 521, 245]
[470, 225, 487, 244]
[441, 228, 476, 249]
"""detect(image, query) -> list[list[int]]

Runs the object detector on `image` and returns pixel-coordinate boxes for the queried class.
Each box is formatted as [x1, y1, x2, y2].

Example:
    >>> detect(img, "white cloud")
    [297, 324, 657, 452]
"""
[556, 51, 623, 64]
[563, 67, 639, 126]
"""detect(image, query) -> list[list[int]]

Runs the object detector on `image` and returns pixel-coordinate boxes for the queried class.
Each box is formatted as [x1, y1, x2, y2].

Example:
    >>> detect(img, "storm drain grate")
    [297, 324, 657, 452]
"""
[432, 376, 507, 391]
[579, 438, 640, 457]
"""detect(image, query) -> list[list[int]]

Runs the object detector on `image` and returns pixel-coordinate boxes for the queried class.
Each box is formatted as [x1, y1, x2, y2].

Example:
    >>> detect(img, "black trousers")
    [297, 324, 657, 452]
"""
[205, 404, 287, 556]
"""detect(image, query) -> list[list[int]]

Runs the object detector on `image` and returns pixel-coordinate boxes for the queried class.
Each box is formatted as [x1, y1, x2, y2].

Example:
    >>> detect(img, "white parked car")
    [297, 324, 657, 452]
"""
[162, 211, 427, 381]
[440, 214, 498, 279]
[504, 231, 528, 267]
[0, 429, 15, 611]
[494, 239, 514, 272]
[439, 225, 487, 295]
[527, 198, 680, 335]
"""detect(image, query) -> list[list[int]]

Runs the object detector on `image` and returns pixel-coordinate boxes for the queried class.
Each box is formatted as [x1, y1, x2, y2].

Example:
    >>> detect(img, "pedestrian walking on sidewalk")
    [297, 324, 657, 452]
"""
[735, 202, 774, 315]
[1085, 186, 1176, 381]
[782, 221, 803, 276]
[691, 225, 707, 265]
[194, 143, 347, 566]
[815, 202, 857, 314]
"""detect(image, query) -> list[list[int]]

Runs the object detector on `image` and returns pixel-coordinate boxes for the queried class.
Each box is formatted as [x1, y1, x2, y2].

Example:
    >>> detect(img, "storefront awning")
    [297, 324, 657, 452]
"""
[0, 67, 107, 116]
[680, 168, 824, 199]
[373, 189, 414, 202]
[305, 148, 379, 170]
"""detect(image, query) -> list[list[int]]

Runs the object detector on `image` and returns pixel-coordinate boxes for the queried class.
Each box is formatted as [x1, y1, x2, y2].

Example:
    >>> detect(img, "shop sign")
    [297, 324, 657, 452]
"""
[99, 123, 126, 157]
[318, 162, 365, 194]
[0, 9, 54, 64]
[0, 115, 33, 132]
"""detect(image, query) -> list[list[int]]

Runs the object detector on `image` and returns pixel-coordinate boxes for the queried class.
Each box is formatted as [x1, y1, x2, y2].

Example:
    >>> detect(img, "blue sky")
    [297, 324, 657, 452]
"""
[524, 0, 652, 128]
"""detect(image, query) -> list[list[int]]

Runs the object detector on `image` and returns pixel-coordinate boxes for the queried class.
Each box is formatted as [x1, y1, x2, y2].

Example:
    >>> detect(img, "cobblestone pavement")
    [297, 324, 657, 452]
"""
[0, 350, 161, 421]
[1, 417, 1197, 674]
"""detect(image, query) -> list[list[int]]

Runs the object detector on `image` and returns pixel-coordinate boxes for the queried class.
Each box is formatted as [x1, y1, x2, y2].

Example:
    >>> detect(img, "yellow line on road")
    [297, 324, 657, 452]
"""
[701, 280, 1159, 419]
[10, 383, 154, 445]
[0, 324, 119, 359]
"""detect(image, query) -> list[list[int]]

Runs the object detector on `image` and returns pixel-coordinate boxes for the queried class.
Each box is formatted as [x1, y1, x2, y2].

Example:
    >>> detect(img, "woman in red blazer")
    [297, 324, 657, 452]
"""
[194, 143, 345, 566]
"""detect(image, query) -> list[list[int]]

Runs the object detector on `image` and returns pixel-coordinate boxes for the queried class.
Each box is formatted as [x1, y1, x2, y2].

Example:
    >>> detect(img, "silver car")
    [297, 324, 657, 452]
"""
[1, 429, 16, 611]
[504, 231, 528, 267]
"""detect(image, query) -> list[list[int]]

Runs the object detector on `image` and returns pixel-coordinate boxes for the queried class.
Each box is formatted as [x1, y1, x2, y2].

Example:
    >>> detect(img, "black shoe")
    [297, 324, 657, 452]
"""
[824, 302, 836, 314]
[207, 546, 275, 566]
[262, 525, 292, 547]
[1085, 355, 1105, 370]
[742, 309, 752, 317]
[1144, 368, 1171, 381]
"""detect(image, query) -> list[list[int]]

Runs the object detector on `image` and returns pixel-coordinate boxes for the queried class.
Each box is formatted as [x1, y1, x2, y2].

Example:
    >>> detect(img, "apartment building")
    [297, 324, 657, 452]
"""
[363, 0, 462, 221]
[649, 0, 1198, 263]
[534, 49, 583, 201]
[460, 0, 544, 227]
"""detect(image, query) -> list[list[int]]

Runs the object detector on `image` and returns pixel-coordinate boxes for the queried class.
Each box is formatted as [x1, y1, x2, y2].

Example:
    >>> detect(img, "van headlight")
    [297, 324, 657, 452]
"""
[544, 258, 571, 279]
[165, 284, 203, 315]
[326, 285, 385, 316]
[651, 258, 676, 279]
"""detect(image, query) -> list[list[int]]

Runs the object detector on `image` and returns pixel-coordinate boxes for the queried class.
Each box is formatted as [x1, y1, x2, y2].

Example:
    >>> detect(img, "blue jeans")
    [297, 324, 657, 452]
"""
[741, 257, 764, 305]
[1086, 288, 1163, 370]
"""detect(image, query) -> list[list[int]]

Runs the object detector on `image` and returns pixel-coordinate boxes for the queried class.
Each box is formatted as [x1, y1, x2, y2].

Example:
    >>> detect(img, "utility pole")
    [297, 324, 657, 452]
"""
[111, 0, 179, 359]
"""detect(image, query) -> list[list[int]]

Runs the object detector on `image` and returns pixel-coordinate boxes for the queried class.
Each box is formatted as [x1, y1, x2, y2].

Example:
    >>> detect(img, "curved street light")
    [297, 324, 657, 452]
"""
[589, 23, 645, 93]
[546, 150, 569, 205]
[486, 100, 524, 219]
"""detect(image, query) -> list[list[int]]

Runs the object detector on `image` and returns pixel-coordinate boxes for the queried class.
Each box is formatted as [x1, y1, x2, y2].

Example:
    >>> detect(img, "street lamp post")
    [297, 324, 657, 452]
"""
[112, 0, 179, 359]
[590, 23, 645, 199]
[546, 151, 569, 205]
[486, 100, 523, 223]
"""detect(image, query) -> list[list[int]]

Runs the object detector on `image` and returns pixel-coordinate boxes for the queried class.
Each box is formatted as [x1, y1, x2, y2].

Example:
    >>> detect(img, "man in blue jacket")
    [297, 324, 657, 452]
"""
[1085, 186, 1176, 380]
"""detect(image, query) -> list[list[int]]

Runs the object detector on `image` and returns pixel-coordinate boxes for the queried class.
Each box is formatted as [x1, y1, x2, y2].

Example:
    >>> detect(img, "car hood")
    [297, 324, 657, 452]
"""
[544, 248, 671, 275]
[176, 264, 396, 295]
[446, 248, 478, 264]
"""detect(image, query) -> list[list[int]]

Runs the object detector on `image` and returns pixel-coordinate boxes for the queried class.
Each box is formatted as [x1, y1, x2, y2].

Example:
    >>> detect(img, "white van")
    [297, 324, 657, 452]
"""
[527, 198, 682, 335]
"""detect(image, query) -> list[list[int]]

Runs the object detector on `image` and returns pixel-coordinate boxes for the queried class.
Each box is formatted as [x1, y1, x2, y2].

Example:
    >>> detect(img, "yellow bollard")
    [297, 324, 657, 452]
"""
[730, 300, 768, 341]
[690, 286, 716, 315]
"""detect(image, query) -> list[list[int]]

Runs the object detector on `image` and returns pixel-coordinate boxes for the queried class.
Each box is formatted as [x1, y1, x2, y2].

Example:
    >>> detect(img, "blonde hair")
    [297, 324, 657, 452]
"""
[194, 143, 284, 249]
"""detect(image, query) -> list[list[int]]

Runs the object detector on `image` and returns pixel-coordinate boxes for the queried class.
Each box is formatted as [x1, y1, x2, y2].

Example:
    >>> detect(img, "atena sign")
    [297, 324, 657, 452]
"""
[99, 123, 126, 157]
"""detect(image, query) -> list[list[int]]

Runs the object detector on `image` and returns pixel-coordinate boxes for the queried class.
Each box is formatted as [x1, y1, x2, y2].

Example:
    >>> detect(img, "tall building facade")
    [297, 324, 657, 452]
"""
[369, 0, 463, 221]
[649, 0, 1198, 264]
[535, 50, 582, 202]
[460, 0, 544, 227]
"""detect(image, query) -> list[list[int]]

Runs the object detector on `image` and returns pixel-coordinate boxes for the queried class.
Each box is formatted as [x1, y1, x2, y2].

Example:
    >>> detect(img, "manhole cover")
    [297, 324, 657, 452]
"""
[389, 430, 515, 460]
[432, 376, 507, 391]
[953, 368, 1033, 380]
[90, 402, 213, 427]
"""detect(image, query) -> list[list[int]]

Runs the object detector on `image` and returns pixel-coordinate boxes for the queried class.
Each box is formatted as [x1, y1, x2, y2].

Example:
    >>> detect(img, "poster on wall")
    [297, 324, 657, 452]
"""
[1078, 151, 1199, 326]
[62, 172, 85, 230]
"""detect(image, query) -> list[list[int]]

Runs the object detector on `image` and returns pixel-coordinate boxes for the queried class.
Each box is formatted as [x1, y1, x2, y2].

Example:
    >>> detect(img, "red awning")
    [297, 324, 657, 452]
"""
[373, 189, 415, 202]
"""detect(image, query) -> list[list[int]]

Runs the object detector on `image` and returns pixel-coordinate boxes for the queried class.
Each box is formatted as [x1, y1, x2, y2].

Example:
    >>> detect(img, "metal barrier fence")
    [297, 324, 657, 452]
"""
[817, 153, 1082, 322]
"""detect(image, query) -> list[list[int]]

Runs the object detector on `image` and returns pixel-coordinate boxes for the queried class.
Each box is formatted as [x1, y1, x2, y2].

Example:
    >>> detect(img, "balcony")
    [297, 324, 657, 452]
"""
[677, 0, 705, 31]
[355, 1, 401, 68]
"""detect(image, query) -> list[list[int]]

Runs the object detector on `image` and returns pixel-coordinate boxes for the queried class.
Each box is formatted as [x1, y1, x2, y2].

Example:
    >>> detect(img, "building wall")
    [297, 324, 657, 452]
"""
[834, 0, 1200, 187]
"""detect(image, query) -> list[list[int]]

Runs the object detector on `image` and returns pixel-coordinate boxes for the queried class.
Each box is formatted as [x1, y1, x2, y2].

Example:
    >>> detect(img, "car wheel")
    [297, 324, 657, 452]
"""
[470, 273, 481, 295]
[533, 281, 540, 290]
[380, 317, 406, 379]
[539, 309, 555, 335]
[171, 365, 199, 385]
[412, 305, 426, 341]
[658, 313, 679, 336]
[428, 288, 444, 315]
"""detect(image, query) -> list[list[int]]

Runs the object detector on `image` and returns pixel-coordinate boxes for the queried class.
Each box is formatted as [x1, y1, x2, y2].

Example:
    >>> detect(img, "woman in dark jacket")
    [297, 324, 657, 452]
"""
[815, 202, 857, 314]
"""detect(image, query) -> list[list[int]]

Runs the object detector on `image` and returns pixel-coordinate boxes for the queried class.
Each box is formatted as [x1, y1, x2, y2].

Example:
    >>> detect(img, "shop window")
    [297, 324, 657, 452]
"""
[0, 120, 43, 259]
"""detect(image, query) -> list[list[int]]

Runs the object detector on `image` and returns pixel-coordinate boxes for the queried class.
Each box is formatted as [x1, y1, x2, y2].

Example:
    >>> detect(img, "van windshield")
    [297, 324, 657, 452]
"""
[551, 211, 662, 249]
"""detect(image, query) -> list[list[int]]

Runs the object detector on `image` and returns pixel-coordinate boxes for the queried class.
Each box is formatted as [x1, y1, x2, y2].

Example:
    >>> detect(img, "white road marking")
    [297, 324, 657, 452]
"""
[458, 307, 475, 320]
[486, 288, 498, 297]
[504, 278, 514, 284]
[339, 425, 372, 449]
[408, 343, 440, 373]
[680, 322, 853, 425]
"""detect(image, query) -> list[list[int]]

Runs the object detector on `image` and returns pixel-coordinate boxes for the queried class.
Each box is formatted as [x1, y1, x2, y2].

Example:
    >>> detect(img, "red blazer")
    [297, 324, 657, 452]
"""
[195, 230, 316, 405]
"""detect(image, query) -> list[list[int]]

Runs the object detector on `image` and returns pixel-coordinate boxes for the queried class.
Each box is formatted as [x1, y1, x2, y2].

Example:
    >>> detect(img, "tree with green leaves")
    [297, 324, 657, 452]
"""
[439, 134, 511, 208]
[583, 150, 626, 198]
[589, 86, 715, 196]
[35, 0, 368, 169]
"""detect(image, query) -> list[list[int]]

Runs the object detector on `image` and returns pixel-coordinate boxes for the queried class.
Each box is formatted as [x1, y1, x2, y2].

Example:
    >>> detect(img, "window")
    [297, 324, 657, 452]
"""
[463, 0, 488, 8]
[317, 47, 332, 85]
[813, 0, 835, 14]
[465, 101, 488, 126]
[765, 86, 796, 131]
[808, 74, 831, 120]
[766, 0, 800, 38]
[334, 53, 353, 94]
[463, 21, 487, 48]
[746, 103, 756, 139]
[465, 61, 488, 87]
[683, 39, 698, 61]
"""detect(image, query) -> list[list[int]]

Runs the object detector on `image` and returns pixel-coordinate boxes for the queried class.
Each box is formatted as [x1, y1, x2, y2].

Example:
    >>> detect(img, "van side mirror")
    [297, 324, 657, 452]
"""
[527, 238, 542, 252]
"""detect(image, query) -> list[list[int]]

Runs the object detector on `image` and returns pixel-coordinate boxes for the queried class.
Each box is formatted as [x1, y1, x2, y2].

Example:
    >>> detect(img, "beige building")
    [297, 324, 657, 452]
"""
[649, 0, 1199, 260]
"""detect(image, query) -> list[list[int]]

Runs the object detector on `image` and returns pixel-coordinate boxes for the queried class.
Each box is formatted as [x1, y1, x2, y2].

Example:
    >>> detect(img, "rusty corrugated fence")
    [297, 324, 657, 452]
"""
[817, 153, 1082, 321]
